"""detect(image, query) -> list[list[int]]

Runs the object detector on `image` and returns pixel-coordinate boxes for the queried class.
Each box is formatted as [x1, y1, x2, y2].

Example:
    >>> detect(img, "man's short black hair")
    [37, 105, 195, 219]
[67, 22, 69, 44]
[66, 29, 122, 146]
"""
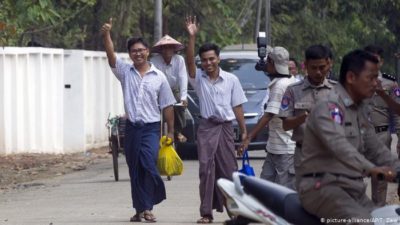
[305, 44, 331, 60]
[127, 37, 149, 52]
[364, 44, 384, 58]
[339, 49, 379, 85]
[198, 43, 220, 57]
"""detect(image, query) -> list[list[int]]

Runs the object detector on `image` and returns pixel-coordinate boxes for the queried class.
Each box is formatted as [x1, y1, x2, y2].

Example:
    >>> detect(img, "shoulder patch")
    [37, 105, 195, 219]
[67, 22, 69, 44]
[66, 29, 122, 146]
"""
[328, 103, 344, 125]
[382, 73, 397, 82]
[393, 87, 400, 97]
[281, 95, 291, 111]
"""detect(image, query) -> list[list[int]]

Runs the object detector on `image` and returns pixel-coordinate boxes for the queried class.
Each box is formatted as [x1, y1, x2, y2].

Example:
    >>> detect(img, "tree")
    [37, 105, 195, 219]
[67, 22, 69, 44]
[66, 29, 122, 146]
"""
[1, 0, 399, 74]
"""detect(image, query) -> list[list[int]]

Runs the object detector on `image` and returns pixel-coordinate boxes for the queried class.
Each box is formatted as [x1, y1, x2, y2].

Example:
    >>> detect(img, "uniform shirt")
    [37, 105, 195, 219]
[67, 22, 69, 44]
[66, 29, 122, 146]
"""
[151, 54, 188, 101]
[368, 72, 399, 127]
[259, 89, 270, 120]
[297, 84, 400, 178]
[279, 78, 336, 143]
[111, 58, 176, 123]
[189, 68, 247, 121]
[265, 76, 297, 154]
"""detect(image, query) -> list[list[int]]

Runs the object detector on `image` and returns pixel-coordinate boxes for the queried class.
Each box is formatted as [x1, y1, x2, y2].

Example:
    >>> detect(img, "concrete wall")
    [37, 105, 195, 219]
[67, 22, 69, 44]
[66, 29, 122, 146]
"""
[0, 47, 128, 154]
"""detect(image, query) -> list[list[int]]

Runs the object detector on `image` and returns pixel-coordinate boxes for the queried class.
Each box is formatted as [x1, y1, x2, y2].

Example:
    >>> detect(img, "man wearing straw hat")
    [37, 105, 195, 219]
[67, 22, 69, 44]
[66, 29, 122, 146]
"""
[151, 35, 188, 142]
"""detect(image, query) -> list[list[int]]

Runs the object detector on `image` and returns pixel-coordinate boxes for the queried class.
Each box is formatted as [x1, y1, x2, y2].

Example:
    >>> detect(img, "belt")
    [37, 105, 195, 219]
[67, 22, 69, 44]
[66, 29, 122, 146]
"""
[127, 120, 159, 127]
[302, 172, 363, 180]
[375, 125, 389, 133]
[295, 142, 302, 148]
[200, 116, 231, 124]
[302, 172, 325, 178]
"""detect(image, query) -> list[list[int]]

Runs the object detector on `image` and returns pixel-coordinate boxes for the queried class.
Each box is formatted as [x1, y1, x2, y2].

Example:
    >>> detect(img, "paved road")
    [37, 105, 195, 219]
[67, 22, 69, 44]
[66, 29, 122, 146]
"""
[0, 142, 398, 225]
[0, 154, 266, 225]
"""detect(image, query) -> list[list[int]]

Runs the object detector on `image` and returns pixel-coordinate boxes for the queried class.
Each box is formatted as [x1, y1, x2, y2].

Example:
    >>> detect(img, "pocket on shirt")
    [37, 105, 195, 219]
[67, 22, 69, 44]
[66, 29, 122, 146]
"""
[294, 102, 312, 114]
[344, 126, 361, 147]
[215, 94, 230, 107]
[142, 82, 157, 100]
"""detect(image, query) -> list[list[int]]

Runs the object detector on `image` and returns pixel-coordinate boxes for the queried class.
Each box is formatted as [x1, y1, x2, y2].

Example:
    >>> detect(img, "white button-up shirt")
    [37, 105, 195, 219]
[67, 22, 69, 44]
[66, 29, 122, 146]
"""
[189, 68, 247, 121]
[265, 76, 297, 154]
[111, 58, 176, 123]
[151, 54, 188, 101]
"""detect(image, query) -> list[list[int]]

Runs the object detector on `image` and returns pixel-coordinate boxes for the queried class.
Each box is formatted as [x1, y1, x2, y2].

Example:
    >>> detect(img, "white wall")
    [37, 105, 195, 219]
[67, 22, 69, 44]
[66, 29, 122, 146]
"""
[0, 47, 127, 154]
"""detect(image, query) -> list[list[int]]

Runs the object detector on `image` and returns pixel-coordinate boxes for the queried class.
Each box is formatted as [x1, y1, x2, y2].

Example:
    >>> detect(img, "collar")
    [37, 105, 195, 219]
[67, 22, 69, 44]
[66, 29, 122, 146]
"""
[336, 84, 355, 107]
[130, 62, 158, 76]
[160, 54, 174, 66]
[268, 78, 279, 88]
[201, 68, 225, 81]
[303, 78, 334, 90]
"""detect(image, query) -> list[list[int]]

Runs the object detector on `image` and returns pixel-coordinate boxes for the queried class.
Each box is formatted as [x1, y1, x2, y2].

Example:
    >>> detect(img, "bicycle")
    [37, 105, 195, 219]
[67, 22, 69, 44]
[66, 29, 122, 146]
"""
[106, 114, 126, 181]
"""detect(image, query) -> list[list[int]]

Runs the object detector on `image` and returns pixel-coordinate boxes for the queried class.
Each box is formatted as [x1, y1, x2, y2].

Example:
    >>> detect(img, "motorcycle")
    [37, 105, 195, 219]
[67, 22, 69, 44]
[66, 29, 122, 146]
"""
[217, 172, 400, 225]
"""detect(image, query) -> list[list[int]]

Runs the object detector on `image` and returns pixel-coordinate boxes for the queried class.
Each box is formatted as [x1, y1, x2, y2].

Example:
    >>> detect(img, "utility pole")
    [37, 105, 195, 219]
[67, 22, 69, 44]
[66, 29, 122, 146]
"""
[154, 0, 162, 43]
[254, 0, 262, 42]
[265, 0, 271, 45]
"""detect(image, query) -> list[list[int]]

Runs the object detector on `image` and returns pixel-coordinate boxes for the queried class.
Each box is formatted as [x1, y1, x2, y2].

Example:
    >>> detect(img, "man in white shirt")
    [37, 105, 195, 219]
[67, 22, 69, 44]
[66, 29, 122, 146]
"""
[185, 16, 247, 224]
[101, 18, 176, 223]
[151, 35, 188, 142]
[241, 46, 297, 189]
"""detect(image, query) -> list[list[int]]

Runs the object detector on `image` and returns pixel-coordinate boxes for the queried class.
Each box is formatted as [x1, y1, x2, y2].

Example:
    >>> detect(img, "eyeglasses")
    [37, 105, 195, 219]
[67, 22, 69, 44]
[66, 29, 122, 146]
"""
[130, 48, 147, 54]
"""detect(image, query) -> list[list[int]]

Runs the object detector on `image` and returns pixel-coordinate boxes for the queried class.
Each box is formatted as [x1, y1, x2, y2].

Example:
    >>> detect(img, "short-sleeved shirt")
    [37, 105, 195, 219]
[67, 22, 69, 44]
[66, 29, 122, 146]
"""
[368, 72, 400, 128]
[297, 84, 400, 178]
[265, 76, 297, 154]
[111, 58, 176, 123]
[279, 78, 336, 143]
[259, 89, 270, 120]
[151, 54, 188, 100]
[188, 68, 247, 121]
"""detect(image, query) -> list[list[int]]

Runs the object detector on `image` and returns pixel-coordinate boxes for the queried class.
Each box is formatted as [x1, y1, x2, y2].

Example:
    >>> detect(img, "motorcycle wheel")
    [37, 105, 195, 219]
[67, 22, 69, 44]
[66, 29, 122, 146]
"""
[223, 216, 255, 225]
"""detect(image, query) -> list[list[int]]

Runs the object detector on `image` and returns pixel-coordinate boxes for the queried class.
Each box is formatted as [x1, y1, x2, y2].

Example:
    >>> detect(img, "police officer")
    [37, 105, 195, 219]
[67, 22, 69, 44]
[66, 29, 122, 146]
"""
[279, 45, 336, 174]
[296, 49, 400, 224]
[364, 45, 400, 206]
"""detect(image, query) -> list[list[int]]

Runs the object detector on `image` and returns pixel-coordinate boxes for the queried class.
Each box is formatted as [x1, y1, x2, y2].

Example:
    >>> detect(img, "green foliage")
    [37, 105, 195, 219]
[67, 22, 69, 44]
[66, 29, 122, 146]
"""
[1, 0, 400, 73]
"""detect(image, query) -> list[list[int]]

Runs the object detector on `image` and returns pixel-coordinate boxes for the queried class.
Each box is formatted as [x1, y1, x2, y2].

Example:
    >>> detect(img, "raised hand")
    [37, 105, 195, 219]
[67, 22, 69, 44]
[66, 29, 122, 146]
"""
[101, 18, 113, 35]
[185, 15, 199, 37]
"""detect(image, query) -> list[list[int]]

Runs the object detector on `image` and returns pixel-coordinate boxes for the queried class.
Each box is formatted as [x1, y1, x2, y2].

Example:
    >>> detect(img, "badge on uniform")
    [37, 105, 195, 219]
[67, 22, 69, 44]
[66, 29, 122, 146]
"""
[328, 103, 343, 125]
[393, 87, 400, 97]
[281, 96, 290, 111]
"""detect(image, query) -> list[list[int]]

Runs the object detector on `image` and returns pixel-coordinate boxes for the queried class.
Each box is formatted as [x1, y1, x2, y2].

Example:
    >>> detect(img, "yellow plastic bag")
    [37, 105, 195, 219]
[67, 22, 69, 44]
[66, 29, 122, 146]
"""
[157, 136, 184, 176]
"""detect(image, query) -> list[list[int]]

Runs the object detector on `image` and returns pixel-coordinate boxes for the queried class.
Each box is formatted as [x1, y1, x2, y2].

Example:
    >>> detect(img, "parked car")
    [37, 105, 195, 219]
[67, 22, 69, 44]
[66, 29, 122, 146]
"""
[176, 50, 270, 160]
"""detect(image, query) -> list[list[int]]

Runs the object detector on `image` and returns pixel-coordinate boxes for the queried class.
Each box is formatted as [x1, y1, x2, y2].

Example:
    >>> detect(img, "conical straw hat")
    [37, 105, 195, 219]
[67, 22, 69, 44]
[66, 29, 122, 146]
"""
[152, 35, 184, 53]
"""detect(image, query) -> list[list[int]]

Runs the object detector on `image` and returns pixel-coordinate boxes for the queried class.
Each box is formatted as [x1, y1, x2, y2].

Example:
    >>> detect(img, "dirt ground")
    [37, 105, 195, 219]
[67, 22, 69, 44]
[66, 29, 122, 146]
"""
[0, 148, 111, 191]
[1, 147, 399, 205]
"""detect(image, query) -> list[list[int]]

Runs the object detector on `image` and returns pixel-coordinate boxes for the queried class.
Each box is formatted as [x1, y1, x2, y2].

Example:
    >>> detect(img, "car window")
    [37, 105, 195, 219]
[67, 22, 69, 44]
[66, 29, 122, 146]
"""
[219, 58, 269, 90]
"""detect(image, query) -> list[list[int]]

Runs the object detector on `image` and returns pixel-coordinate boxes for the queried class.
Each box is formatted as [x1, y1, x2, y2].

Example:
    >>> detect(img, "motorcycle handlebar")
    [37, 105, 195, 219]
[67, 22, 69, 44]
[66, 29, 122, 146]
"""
[376, 170, 400, 183]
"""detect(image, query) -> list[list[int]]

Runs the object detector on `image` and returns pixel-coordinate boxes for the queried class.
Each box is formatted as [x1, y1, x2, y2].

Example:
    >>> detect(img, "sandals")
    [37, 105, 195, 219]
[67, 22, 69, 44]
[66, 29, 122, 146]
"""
[197, 216, 213, 224]
[143, 210, 157, 223]
[129, 213, 142, 222]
